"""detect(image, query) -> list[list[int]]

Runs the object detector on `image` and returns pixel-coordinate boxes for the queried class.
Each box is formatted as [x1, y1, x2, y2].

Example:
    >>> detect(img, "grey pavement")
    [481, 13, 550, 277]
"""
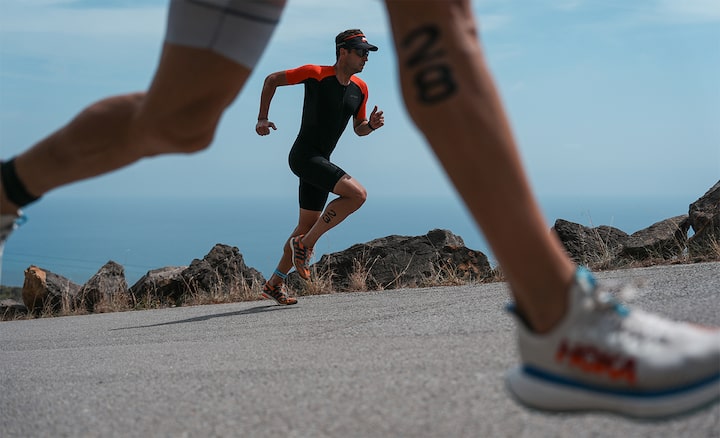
[1, 262, 719, 438]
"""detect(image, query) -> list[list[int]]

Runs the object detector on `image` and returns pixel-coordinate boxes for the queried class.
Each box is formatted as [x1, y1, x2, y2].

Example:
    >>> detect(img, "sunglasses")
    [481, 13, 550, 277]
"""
[351, 48, 370, 58]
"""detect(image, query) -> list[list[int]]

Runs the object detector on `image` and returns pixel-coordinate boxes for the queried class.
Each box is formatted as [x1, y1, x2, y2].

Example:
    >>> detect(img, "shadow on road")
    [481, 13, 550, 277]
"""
[110, 304, 291, 331]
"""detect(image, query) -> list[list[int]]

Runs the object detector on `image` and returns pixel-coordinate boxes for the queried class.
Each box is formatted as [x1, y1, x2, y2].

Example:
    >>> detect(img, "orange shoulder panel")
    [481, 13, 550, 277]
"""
[350, 76, 369, 120]
[350, 76, 369, 97]
[285, 65, 336, 85]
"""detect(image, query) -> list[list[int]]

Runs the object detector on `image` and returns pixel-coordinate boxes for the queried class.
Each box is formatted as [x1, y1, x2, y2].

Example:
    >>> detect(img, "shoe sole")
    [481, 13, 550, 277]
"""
[260, 292, 297, 306]
[506, 366, 720, 418]
[290, 237, 311, 280]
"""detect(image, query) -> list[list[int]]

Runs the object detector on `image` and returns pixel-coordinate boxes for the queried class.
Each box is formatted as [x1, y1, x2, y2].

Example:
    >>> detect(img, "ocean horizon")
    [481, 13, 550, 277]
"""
[1, 194, 694, 288]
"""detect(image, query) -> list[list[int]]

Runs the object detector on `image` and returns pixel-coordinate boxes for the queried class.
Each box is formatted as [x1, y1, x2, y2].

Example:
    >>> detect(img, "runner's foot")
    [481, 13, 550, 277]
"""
[261, 281, 297, 306]
[290, 235, 312, 280]
[506, 267, 720, 418]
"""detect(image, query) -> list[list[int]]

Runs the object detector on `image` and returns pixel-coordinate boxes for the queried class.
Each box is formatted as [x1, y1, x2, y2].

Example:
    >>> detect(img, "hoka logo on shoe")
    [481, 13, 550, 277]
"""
[555, 339, 636, 384]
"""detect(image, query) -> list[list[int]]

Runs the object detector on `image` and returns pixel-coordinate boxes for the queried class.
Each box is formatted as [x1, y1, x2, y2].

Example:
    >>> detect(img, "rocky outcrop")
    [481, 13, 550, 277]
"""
[78, 261, 131, 311]
[552, 220, 629, 267]
[289, 229, 491, 291]
[22, 265, 81, 313]
[21, 261, 132, 314]
[129, 266, 186, 306]
[128, 245, 265, 305]
[621, 215, 690, 261]
[554, 181, 720, 268]
[555, 215, 691, 267]
[179, 244, 265, 302]
[1, 299, 27, 319]
[688, 181, 720, 258]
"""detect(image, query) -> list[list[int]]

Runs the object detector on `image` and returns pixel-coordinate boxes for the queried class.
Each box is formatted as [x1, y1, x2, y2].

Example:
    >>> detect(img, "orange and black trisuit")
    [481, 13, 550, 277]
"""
[285, 64, 370, 211]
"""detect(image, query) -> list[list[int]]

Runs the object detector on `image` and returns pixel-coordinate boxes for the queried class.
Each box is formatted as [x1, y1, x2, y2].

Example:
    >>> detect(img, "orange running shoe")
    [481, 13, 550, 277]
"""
[290, 235, 312, 280]
[260, 282, 297, 306]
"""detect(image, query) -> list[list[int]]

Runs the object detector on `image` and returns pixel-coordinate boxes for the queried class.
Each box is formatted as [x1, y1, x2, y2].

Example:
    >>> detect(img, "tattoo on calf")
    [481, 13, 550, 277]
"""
[402, 25, 457, 104]
[322, 209, 337, 224]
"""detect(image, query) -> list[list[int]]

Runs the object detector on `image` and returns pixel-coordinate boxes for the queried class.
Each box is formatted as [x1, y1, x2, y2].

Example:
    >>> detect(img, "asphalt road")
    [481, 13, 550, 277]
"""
[2, 262, 719, 438]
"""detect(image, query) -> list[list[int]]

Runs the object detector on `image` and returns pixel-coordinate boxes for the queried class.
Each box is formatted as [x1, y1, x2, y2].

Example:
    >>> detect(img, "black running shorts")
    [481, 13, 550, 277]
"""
[288, 152, 347, 211]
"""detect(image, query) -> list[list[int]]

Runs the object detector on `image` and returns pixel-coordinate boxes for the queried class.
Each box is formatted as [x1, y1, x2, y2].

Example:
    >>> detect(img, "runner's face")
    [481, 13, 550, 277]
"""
[345, 47, 368, 72]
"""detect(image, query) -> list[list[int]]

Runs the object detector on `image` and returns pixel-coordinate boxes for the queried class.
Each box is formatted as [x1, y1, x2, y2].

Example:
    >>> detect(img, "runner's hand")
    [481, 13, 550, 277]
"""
[368, 106, 384, 130]
[256, 119, 277, 136]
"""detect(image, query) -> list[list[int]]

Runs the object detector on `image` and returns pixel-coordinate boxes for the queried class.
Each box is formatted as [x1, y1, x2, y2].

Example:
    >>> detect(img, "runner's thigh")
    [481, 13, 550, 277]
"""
[135, 0, 285, 155]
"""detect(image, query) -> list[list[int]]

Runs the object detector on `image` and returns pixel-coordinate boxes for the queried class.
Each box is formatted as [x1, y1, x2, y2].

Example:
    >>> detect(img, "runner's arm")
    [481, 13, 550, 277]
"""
[256, 71, 290, 136]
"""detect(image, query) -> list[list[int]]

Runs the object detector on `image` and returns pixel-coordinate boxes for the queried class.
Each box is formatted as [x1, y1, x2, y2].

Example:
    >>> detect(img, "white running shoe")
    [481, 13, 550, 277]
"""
[506, 267, 720, 418]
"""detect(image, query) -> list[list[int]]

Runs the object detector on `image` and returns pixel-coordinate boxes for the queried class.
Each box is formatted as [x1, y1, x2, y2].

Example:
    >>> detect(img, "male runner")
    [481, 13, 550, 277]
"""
[254, 29, 384, 305]
[0, 0, 717, 418]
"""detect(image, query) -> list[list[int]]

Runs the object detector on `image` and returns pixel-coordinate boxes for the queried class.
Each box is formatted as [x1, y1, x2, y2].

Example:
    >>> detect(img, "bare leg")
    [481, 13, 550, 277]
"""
[384, 0, 575, 333]
[301, 175, 367, 248]
[1, 44, 252, 213]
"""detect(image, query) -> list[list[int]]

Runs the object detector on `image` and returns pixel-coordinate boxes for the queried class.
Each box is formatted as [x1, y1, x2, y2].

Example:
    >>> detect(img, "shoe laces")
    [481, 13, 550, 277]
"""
[294, 239, 312, 266]
[583, 282, 636, 314]
[581, 275, 679, 346]
[577, 267, 639, 316]
[264, 282, 282, 294]
[302, 248, 313, 267]
[268, 282, 293, 300]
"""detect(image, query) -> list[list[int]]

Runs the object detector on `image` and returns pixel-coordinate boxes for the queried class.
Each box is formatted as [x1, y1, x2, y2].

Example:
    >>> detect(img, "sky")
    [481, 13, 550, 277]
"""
[0, 0, 719, 204]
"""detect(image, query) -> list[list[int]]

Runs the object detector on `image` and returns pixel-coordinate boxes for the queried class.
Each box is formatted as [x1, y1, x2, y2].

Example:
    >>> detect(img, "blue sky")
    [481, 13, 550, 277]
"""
[1, 0, 719, 203]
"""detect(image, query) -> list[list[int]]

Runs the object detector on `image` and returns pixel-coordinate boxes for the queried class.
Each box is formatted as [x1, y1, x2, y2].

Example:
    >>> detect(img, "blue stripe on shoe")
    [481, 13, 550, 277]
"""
[522, 365, 720, 398]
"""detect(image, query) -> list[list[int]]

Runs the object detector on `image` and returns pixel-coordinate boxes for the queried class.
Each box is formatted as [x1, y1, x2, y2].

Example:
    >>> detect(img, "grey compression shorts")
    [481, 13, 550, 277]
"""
[165, 0, 286, 69]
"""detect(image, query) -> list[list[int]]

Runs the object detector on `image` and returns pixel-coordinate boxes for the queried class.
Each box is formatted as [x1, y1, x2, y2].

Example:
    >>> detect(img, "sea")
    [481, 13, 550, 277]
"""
[0, 194, 694, 287]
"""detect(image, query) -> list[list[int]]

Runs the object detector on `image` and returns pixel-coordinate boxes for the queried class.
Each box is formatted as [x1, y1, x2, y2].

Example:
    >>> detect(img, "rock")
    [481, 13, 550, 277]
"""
[22, 265, 81, 313]
[552, 219, 628, 267]
[179, 244, 265, 302]
[293, 229, 491, 291]
[129, 266, 186, 305]
[621, 215, 690, 261]
[1, 299, 27, 319]
[77, 261, 130, 311]
[687, 181, 720, 258]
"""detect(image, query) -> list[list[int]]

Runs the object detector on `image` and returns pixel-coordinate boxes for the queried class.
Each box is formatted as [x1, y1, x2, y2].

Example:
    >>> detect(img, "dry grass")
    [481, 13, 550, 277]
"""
[488, 266, 505, 283]
[183, 274, 263, 306]
[689, 233, 720, 262]
[419, 259, 469, 288]
[297, 265, 335, 296]
[586, 227, 617, 271]
[346, 259, 370, 291]
[710, 235, 720, 259]
[132, 287, 168, 310]
[18, 288, 89, 320]
[381, 256, 415, 290]
[346, 256, 382, 292]
[93, 292, 134, 314]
